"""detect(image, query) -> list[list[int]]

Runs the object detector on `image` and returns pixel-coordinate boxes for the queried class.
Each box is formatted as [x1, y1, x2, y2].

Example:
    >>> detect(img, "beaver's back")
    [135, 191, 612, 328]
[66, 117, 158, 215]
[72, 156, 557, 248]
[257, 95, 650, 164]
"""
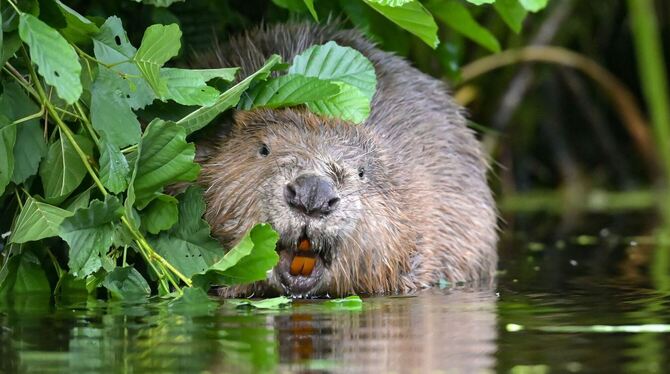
[209, 23, 497, 284]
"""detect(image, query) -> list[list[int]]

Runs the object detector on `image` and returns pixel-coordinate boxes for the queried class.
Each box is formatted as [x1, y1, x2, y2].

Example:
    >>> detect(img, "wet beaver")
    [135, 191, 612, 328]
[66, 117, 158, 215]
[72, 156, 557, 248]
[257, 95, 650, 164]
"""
[195, 23, 497, 297]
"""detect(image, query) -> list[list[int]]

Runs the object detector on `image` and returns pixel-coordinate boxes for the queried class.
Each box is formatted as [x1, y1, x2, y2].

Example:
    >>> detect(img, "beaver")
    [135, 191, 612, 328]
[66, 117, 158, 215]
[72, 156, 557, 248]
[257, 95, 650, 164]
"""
[194, 23, 497, 297]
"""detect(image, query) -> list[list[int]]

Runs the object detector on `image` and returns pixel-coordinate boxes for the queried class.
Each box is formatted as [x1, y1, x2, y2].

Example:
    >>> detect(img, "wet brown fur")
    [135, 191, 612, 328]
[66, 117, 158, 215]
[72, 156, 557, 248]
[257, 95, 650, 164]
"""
[194, 23, 498, 297]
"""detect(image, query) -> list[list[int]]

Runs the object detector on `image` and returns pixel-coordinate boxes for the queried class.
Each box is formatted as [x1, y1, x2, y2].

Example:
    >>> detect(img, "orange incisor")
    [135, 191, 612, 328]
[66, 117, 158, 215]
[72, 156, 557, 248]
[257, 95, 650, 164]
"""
[290, 239, 315, 276]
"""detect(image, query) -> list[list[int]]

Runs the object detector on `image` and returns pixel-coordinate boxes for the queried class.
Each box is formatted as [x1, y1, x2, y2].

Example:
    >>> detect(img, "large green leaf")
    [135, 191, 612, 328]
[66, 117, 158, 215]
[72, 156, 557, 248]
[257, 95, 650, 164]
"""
[55, 0, 100, 44]
[307, 82, 371, 124]
[240, 74, 340, 110]
[177, 54, 282, 134]
[494, 0, 528, 33]
[129, 119, 200, 209]
[1, 32, 22, 66]
[192, 223, 279, 287]
[363, 0, 439, 48]
[59, 196, 123, 278]
[289, 41, 377, 100]
[18, 14, 82, 103]
[0, 250, 51, 296]
[90, 66, 142, 148]
[149, 187, 224, 278]
[10, 197, 73, 243]
[98, 137, 130, 194]
[102, 266, 151, 300]
[140, 193, 178, 234]
[0, 113, 14, 197]
[39, 133, 93, 202]
[160, 67, 238, 106]
[93, 17, 155, 110]
[3, 82, 47, 184]
[428, 0, 501, 53]
[133, 23, 182, 97]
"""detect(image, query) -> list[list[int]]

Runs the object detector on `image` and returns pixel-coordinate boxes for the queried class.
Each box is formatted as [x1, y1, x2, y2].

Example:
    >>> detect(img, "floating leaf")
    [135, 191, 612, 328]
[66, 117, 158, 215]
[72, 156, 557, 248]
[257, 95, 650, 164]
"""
[18, 14, 82, 103]
[39, 134, 93, 202]
[10, 197, 73, 244]
[59, 196, 124, 278]
[363, 0, 439, 48]
[229, 296, 292, 310]
[192, 223, 279, 287]
[134, 23, 182, 97]
[289, 41, 377, 100]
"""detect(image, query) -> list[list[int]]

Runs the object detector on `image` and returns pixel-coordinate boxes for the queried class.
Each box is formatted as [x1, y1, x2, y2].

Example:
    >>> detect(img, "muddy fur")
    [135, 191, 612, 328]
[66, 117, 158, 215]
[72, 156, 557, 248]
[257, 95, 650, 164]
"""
[194, 23, 498, 297]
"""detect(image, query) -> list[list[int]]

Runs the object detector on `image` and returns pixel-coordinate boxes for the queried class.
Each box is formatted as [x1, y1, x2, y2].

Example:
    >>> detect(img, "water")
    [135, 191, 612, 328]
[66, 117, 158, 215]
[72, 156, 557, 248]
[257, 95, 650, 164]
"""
[2, 213, 670, 373]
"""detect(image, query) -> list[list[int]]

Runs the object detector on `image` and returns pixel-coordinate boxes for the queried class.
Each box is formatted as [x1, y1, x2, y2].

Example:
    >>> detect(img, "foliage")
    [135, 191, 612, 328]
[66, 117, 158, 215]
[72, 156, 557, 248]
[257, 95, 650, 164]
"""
[0, 0, 384, 301]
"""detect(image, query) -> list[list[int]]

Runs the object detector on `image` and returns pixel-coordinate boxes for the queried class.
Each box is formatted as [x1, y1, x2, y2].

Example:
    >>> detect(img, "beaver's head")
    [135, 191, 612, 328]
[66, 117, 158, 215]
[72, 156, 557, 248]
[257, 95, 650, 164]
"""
[199, 108, 412, 297]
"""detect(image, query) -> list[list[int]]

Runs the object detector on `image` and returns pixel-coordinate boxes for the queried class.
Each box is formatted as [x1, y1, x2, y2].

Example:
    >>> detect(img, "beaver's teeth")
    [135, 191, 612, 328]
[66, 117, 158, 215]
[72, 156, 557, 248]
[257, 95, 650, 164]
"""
[290, 256, 305, 276]
[300, 257, 316, 276]
[298, 238, 311, 252]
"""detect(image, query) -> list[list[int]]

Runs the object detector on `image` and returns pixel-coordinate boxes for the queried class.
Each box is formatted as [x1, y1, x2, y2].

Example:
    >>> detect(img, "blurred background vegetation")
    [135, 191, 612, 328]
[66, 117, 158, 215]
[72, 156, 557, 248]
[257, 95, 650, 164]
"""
[59, 0, 670, 220]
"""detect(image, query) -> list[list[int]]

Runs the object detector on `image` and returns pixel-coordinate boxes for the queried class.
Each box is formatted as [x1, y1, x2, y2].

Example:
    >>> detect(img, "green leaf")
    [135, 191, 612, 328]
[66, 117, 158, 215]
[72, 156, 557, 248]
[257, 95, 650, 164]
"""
[3, 82, 47, 184]
[0, 113, 14, 196]
[39, 133, 93, 202]
[129, 119, 200, 209]
[168, 287, 217, 313]
[229, 296, 292, 310]
[140, 193, 178, 234]
[465, 0, 495, 4]
[240, 74, 340, 110]
[93, 17, 155, 110]
[324, 295, 364, 310]
[177, 54, 282, 134]
[307, 82, 370, 124]
[133, 23, 182, 97]
[0, 250, 51, 296]
[192, 223, 279, 287]
[428, 0, 501, 53]
[18, 14, 82, 103]
[10, 197, 73, 243]
[363, 0, 439, 48]
[99, 137, 130, 194]
[519, 0, 549, 12]
[149, 187, 223, 278]
[303, 0, 318, 20]
[132, 0, 185, 7]
[64, 188, 91, 212]
[90, 66, 142, 148]
[102, 266, 151, 300]
[494, 0, 528, 33]
[1, 32, 22, 66]
[366, 0, 413, 6]
[160, 67, 238, 106]
[59, 196, 124, 278]
[55, 0, 100, 44]
[289, 41, 377, 100]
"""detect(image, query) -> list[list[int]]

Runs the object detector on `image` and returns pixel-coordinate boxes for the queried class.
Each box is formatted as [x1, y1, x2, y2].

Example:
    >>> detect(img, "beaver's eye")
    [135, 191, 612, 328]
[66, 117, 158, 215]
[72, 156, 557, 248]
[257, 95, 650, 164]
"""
[358, 167, 365, 179]
[259, 143, 270, 157]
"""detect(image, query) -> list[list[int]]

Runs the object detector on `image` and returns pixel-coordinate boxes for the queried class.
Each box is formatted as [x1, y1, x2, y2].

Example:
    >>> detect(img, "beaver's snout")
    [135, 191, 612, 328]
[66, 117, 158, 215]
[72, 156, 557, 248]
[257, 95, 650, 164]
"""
[284, 174, 340, 218]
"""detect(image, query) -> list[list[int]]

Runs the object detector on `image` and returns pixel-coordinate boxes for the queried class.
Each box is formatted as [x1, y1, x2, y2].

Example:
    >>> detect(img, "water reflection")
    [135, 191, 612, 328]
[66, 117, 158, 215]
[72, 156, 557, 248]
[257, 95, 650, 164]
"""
[0, 289, 497, 373]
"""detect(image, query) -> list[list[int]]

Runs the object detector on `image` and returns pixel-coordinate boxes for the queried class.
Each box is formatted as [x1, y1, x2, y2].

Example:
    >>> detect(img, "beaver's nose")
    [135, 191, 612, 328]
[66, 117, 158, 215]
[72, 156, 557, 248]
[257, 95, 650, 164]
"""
[285, 174, 340, 217]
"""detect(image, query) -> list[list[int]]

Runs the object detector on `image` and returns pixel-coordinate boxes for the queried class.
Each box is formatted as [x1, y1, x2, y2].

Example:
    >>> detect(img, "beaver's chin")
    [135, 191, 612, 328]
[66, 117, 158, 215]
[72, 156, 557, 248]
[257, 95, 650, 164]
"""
[273, 234, 333, 298]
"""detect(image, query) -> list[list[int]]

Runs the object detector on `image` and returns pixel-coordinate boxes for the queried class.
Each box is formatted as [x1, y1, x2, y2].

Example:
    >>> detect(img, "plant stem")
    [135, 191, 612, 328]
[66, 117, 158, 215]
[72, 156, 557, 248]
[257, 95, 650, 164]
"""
[75, 102, 100, 145]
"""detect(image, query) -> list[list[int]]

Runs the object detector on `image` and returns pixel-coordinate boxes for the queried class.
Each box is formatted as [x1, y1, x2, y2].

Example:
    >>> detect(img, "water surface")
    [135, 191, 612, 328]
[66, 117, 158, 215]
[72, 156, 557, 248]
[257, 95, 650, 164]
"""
[2, 212, 670, 373]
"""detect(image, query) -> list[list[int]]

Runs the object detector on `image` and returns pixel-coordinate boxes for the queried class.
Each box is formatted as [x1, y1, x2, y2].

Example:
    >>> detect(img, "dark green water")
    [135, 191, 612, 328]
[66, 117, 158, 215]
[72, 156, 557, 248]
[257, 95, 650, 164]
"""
[2, 213, 670, 373]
